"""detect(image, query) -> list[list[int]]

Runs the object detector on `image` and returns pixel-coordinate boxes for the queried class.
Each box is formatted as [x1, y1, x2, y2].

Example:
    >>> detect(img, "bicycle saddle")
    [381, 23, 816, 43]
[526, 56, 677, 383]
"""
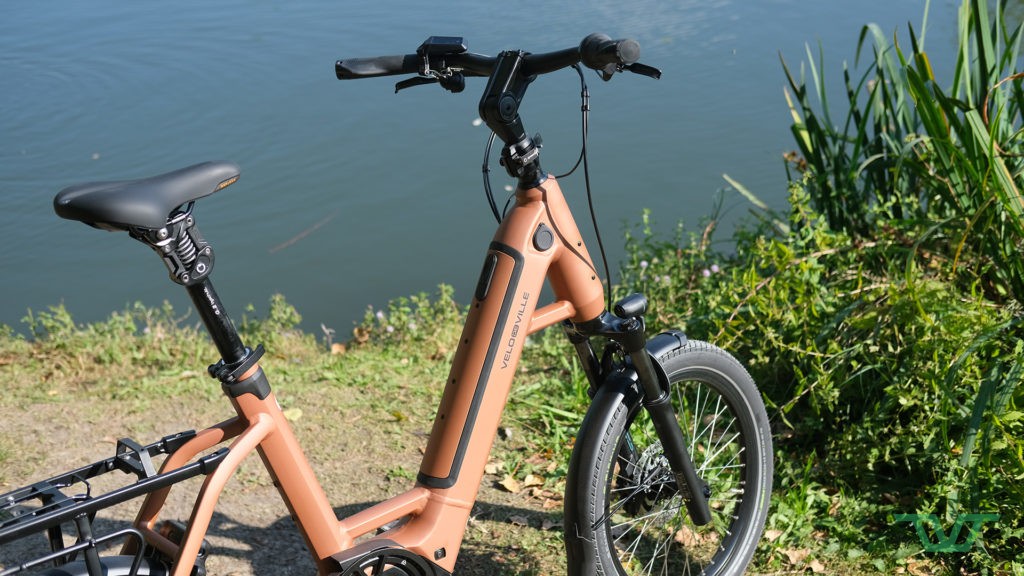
[54, 161, 240, 231]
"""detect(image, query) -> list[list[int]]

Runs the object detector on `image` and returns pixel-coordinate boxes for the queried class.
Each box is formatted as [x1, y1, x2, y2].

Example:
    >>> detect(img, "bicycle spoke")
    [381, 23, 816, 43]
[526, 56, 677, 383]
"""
[700, 431, 742, 471]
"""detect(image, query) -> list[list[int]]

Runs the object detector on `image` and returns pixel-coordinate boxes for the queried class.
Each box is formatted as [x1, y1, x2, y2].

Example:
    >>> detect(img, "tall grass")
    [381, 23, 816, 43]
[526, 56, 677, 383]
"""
[753, 0, 1024, 568]
[783, 0, 1024, 302]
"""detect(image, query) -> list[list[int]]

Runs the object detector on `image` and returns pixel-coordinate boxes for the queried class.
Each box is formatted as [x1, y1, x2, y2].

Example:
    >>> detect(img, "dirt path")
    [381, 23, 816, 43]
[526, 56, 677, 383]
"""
[0, 385, 566, 575]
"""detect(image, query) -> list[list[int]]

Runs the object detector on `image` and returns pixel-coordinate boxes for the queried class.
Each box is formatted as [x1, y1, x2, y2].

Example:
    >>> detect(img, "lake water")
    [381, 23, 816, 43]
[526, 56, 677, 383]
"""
[1, 1, 959, 337]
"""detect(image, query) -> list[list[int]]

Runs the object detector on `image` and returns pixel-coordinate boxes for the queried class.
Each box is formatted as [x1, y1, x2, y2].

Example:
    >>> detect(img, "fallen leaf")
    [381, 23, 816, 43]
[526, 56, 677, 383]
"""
[783, 548, 810, 565]
[283, 408, 303, 422]
[763, 529, 783, 542]
[484, 462, 504, 475]
[331, 343, 347, 355]
[525, 454, 547, 466]
[674, 526, 700, 548]
[810, 559, 826, 573]
[530, 487, 556, 499]
[498, 475, 521, 494]
[907, 561, 933, 576]
[541, 518, 559, 531]
[522, 474, 544, 488]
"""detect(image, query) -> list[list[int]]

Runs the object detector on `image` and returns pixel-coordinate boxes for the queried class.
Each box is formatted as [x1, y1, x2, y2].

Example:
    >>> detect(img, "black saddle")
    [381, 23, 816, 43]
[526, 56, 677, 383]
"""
[54, 161, 240, 231]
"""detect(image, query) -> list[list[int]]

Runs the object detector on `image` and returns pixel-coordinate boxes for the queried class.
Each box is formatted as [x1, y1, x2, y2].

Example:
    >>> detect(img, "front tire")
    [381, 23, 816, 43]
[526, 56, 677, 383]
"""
[568, 340, 772, 575]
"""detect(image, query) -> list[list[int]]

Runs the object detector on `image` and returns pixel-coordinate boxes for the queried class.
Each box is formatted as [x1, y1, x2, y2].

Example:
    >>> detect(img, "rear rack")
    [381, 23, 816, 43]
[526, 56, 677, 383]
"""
[0, 431, 227, 574]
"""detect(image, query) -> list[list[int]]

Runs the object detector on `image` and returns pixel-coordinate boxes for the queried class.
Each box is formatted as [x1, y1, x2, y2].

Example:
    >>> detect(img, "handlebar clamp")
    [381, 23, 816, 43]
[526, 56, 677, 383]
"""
[500, 135, 542, 179]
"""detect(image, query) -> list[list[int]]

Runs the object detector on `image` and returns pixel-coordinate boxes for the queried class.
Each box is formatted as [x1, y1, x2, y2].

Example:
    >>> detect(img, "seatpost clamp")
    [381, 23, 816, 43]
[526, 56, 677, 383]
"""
[209, 344, 265, 384]
[209, 344, 271, 399]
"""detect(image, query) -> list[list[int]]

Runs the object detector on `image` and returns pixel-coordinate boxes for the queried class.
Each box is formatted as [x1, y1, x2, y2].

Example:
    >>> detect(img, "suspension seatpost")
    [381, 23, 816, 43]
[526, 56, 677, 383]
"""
[129, 209, 248, 366]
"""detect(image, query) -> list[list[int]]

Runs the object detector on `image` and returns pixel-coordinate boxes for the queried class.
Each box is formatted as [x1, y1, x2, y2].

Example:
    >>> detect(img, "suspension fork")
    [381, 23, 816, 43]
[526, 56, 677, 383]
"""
[567, 294, 713, 526]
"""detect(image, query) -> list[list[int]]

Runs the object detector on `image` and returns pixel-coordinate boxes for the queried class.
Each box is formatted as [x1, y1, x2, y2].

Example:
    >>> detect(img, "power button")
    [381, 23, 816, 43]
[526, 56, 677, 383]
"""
[533, 223, 554, 252]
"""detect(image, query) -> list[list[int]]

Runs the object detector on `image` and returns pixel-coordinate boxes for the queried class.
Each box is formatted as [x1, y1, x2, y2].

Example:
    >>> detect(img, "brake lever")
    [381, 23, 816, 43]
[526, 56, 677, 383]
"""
[395, 72, 465, 94]
[596, 61, 662, 82]
[624, 62, 662, 80]
[395, 76, 438, 93]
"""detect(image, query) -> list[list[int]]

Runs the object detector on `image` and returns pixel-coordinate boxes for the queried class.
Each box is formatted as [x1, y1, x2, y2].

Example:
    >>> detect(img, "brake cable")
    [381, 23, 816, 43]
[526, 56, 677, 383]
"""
[482, 131, 501, 222]
[481, 64, 613, 313]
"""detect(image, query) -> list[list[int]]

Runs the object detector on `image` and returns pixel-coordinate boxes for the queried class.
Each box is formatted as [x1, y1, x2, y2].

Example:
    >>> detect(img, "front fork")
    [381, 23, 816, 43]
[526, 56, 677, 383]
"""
[566, 293, 713, 526]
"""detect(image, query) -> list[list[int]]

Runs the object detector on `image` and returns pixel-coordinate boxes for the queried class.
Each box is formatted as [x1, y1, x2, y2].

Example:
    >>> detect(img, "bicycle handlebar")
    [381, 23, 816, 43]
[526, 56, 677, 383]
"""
[335, 33, 657, 183]
[335, 33, 641, 81]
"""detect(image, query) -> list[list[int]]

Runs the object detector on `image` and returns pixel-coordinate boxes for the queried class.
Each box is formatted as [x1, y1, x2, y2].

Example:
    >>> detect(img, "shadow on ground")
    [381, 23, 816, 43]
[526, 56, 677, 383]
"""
[205, 500, 565, 575]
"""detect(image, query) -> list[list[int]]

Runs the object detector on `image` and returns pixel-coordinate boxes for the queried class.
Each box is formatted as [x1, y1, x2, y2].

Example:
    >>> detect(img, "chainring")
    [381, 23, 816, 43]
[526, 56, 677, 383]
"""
[338, 546, 436, 576]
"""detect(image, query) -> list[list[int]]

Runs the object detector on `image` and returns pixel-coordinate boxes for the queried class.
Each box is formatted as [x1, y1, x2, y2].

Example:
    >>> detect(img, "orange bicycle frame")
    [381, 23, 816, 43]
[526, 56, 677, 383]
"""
[126, 175, 604, 575]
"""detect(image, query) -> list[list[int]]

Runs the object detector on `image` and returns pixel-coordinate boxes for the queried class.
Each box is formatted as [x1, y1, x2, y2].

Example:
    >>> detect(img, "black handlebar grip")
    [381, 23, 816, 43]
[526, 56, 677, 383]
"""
[579, 33, 640, 70]
[335, 54, 419, 79]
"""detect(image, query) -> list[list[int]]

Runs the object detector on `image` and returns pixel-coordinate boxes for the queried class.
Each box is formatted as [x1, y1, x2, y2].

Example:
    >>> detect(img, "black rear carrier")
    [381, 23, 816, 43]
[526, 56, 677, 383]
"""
[0, 431, 227, 575]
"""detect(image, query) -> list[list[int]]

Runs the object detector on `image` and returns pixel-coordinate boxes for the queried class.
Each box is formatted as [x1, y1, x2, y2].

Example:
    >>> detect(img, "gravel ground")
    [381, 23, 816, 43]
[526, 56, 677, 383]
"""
[0, 393, 566, 575]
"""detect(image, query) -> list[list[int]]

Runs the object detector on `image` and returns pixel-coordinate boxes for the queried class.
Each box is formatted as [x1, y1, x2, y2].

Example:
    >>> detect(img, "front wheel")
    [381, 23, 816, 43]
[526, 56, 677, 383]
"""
[567, 340, 772, 575]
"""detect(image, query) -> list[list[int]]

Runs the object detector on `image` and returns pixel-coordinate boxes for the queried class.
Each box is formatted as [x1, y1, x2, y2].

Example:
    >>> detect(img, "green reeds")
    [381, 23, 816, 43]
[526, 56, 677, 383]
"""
[779, 0, 1024, 564]
[783, 0, 1024, 300]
